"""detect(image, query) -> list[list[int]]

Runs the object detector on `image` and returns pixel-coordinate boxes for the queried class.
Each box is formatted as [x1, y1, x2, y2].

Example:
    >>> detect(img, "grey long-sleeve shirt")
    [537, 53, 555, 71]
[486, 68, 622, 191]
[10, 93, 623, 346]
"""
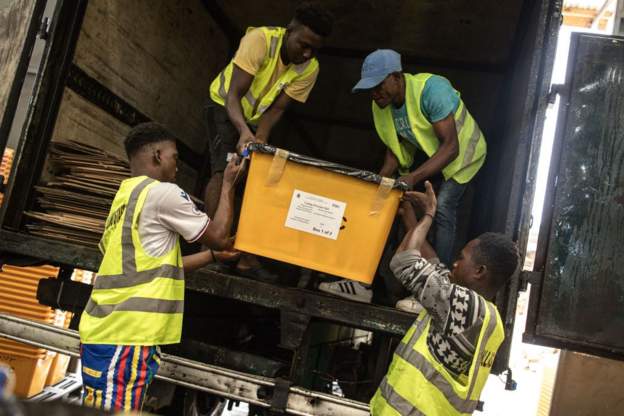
[391, 249, 487, 376]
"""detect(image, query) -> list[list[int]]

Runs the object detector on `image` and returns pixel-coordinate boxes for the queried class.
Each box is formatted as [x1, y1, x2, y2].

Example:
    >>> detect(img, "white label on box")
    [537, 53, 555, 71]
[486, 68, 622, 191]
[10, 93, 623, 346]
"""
[285, 189, 346, 240]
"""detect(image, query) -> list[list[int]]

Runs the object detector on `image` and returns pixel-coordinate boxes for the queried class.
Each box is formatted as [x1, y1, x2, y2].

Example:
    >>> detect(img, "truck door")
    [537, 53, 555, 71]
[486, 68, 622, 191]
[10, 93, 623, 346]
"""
[0, 0, 47, 156]
[525, 33, 624, 359]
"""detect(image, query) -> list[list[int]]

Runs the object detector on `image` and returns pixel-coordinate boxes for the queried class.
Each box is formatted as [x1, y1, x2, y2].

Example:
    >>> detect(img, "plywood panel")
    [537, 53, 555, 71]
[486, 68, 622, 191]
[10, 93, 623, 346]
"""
[0, 0, 37, 127]
[550, 351, 624, 415]
[51, 88, 197, 193]
[52, 88, 129, 159]
[73, 0, 228, 155]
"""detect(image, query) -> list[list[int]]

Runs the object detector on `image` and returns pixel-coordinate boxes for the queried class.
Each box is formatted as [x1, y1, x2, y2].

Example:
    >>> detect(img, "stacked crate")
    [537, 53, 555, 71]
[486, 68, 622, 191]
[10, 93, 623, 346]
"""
[0, 265, 59, 397]
[0, 147, 14, 205]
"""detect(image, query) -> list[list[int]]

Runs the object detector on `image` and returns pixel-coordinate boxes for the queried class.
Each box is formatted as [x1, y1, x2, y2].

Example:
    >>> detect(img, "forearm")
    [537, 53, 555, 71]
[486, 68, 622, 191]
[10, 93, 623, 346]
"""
[379, 150, 399, 177]
[399, 204, 438, 260]
[399, 201, 418, 229]
[406, 144, 458, 184]
[398, 215, 433, 253]
[183, 250, 214, 272]
[205, 185, 236, 249]
[392, 181, 466, 331]
[225, 94, 252, 135]
[255, 107, 285, 143]
[421, 240, 438, 261]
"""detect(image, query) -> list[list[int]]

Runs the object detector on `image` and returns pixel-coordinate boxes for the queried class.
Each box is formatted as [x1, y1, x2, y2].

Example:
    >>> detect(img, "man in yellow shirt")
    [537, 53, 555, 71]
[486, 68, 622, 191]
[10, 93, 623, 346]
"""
[204, 2, 333, 281]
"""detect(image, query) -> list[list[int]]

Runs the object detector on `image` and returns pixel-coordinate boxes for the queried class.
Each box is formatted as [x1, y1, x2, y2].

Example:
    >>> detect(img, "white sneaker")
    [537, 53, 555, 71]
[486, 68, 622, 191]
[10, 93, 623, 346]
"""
[395, 296, 424, 314]
[318, 279, 373, 303]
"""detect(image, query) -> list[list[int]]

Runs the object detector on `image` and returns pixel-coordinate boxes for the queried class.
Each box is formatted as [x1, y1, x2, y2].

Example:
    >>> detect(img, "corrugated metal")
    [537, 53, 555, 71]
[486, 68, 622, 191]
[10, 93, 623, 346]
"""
[0, 148, 14, 206]
[0, 338, 47, 359]
[0, 147, 13, 178]
[536, 364, 557, 415]
[0, 265, 59, 358]
[1, 148, 60, 366]
[0, 149, 76, 391]
[564, 0, 606, 10]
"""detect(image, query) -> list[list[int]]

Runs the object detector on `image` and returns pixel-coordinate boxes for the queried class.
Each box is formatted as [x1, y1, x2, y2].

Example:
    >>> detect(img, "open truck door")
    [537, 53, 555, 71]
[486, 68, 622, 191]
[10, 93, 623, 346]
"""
[0, 0, 48, 158]
[525, 33, 624, 359]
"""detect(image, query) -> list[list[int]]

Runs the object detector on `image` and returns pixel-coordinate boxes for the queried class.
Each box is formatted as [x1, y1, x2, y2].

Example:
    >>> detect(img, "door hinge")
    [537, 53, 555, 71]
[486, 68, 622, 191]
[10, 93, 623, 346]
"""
[519, 271, 541, 291]
[38, 16, 50, 40]
[548, 83, 566, 105]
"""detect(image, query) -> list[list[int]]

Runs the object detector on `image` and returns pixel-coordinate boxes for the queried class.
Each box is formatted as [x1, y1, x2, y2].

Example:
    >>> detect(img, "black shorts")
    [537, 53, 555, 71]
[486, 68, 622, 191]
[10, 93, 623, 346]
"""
[205, 101, 238, 175]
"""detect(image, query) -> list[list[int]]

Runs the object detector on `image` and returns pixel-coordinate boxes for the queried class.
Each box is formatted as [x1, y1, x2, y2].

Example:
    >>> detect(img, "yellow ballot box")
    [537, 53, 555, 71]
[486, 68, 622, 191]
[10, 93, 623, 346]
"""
[234, 144, 405, 284]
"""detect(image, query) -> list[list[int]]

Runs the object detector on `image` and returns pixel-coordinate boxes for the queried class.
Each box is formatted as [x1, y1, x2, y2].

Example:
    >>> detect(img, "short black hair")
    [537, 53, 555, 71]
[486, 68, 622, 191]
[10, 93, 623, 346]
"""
[293, 1, 333, 37]
[473, 233, 520, 292]
[124, 122, 175, 159]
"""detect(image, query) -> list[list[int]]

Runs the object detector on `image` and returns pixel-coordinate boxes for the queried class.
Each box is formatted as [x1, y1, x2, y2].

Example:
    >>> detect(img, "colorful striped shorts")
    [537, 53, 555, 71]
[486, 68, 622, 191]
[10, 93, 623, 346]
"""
[80, 344, 160, 411]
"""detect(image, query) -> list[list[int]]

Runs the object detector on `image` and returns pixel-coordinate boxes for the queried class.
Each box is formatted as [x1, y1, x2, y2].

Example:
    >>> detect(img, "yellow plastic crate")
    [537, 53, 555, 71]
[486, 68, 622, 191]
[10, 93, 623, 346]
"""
[0, 147, 14, 206]
[0, 350, 56, 398]
[0, 263, 59, 396]
[235, 145, 403, 284]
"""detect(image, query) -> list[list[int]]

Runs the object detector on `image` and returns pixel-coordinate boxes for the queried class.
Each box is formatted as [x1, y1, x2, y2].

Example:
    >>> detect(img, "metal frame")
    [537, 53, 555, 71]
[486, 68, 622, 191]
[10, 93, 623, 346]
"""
[524, 32, 624, 359]
[0, 0, 48, 160]
[27, 373, 82, 403]
[166, 339, 286, 378]
[0, 229, 413, 336]
[0, 229, 100, 269]
[0, 313, 370, 416]
[524, 269, 624, 361]
[186, 272, 412, 336]
[0, 0, 88, 230]
[613, 0, 624, 35]
[483, 0, 564, 373]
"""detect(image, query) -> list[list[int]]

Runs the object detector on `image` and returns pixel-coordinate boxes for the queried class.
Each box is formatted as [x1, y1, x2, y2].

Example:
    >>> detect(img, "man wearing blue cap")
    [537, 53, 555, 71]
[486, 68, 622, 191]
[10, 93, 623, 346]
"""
[320, 49, 486, 308]
[354, 49, 486, 266]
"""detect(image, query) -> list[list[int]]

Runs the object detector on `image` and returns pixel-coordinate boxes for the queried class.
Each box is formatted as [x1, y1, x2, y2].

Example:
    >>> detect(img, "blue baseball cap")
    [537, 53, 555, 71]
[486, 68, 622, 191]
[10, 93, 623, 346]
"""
[352, 49, 402, 93]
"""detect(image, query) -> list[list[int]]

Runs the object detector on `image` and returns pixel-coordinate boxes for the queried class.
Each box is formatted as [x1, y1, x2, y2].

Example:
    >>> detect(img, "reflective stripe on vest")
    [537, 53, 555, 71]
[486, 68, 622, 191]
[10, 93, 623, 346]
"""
[372, 73, 487, 183]
[86, 297, 184, 318]
[79, 177, 185, 345]
[209, 26, 319, 124]
[371, 299, 504, 415]
[93, 264, 183, 290]
[378, 379, 426, 416]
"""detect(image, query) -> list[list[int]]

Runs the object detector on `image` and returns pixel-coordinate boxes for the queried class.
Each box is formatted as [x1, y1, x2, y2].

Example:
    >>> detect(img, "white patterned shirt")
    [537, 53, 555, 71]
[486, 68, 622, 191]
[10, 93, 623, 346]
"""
[391, 249, 486, 376]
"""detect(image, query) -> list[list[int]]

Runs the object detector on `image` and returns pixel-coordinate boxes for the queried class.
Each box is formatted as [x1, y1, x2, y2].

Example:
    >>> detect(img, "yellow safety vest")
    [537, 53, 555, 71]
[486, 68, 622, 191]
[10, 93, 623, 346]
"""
[372, 73, 487, 183]
[370, 299, 504, 415]
[210, 26, 319, 125]
[79, 176, 185, 345]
